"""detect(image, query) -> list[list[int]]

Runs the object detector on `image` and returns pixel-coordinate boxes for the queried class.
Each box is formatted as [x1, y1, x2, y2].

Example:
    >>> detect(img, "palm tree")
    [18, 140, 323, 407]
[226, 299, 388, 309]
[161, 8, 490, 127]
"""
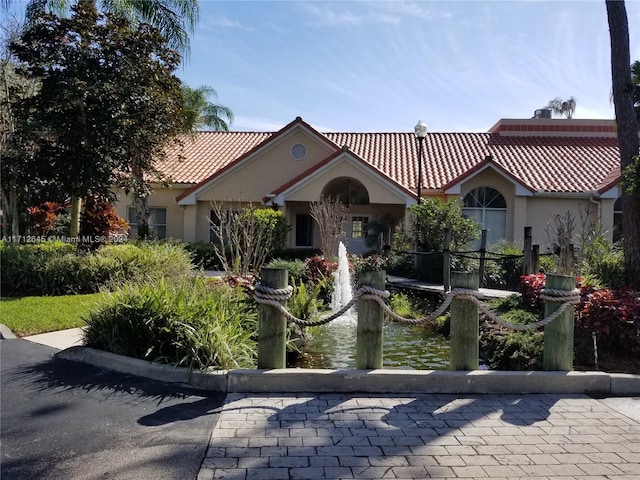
[181, 85, 233, 133]
[547, 96, 577, 119]
[23, 0, 199, 52]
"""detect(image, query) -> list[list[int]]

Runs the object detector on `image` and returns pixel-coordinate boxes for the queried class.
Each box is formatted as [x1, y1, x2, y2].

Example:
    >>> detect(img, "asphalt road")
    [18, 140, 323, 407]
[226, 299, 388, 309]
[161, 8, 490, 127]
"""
[1, 338, 226, 480]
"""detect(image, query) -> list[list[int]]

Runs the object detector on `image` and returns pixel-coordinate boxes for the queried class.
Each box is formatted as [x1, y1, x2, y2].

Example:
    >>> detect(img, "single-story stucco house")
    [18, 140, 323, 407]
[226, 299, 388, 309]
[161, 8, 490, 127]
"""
[114, 114, 623, 255]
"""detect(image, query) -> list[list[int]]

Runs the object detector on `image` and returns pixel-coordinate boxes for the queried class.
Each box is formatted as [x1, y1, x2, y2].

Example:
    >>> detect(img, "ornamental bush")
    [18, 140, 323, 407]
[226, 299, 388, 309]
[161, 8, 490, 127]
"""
[0, 241, 195, 296]
[83, 278, 257, 370]
[579, 287, 640, 355]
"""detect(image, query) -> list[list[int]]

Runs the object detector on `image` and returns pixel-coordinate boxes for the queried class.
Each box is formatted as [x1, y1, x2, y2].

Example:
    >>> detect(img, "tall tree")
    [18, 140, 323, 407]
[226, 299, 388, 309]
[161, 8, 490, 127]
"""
[606, 0, 640, 288]
[23, 0, 199, 53]
[0, 20, 40, 239]
[11, 3, 185, 237]
[181, 85, 233, 133]
[632, 60, 640, 123]
[547, 96, 577, 119]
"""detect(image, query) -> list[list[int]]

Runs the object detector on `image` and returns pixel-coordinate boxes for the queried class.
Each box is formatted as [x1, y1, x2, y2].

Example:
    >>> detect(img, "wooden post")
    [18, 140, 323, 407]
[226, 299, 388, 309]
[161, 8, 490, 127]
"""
[542, 273, 575, 371]
[443, 228, 451, 292]
[257, 267, 288, 369]
[532, 245, 540, 274]
[356, 270, 386, 369]
[449, 272, 479, 370]
[523, 226, 532, 275]
[478, 229, 488, 288]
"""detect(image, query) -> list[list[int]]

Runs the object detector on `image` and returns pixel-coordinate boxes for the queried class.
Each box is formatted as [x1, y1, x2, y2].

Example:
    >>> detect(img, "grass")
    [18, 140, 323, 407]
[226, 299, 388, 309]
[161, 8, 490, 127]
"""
[0, 293, 103, 336]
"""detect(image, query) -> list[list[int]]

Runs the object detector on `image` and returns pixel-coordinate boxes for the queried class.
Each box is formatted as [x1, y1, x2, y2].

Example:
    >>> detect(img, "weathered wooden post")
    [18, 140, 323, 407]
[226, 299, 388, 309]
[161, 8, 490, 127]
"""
[443, 228, 451, 292]
[523, 226, 533, 275]
[450, 272, 479, 370]
[543, 273, 575, 371]
[356, 270, 386, 369]
[257, 267, 288, 369]
[478, 229, 488, 287]
[532, 245, 540, 274]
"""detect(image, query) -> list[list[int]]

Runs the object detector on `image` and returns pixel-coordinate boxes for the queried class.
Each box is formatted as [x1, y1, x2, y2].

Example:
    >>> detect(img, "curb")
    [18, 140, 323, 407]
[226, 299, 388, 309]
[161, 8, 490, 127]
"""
[56, 346, 640, 395]
[0, 324, 17, 339]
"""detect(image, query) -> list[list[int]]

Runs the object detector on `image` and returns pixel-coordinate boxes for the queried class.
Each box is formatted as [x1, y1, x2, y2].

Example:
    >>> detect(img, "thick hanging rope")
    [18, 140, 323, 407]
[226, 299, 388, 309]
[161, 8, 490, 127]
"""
[253, 282, 581, 331]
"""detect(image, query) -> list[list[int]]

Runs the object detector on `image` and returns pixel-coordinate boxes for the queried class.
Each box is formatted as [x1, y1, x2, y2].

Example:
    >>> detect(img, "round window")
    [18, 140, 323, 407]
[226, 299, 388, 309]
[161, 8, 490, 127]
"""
[290, 143, 307, 160]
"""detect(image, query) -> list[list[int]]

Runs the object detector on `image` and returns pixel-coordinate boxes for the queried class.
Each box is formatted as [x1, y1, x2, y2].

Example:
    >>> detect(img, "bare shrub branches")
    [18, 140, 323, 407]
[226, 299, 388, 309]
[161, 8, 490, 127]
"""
[309, 196, 348, 259]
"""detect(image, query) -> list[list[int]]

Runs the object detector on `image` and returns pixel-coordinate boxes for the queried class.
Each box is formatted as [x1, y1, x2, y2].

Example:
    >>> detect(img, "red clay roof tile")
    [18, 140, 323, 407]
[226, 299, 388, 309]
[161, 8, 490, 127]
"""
[158, 128, 621, 196]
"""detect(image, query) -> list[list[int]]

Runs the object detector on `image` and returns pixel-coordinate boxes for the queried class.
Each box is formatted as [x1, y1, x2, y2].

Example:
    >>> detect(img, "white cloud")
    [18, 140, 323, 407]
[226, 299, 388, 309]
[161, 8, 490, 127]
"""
[233, 116, 287, 132]
[203, 16, 255, 32]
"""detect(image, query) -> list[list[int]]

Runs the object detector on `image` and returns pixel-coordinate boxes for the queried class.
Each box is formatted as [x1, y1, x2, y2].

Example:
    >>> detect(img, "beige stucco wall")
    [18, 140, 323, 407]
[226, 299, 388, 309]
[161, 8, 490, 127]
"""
[192, 130, 335, 203]
[113, 186, 188, 240]
[285, 157, 409, 204]
[525, 197, 601, 249]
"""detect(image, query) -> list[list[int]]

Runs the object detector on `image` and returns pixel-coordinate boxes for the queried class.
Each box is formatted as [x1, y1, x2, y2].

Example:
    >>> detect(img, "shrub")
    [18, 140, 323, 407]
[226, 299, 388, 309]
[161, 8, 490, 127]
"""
[1, 241, 76, 296]
[410, 197, 481, 252]
[304, 256, 337, 285]
[96, 241, 195, 287]
[83, 278, 257, 370]
[286, 280, 327, 322]
[588, 250, 626, 290]
[183, 242, 222, 270]
[483, 242, 524, 289]
[579, 288, 640, 355]
[480, 295, 544, 370]
[518, 274, 547, 312]
[481, 329, 543, 370]
[0, 241, 195, 296]
[265, 258, 307, 286]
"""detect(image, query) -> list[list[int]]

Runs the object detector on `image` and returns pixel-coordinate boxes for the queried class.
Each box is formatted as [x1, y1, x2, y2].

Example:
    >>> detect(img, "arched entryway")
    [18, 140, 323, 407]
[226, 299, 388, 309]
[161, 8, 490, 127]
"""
[321, 177, 371, 254]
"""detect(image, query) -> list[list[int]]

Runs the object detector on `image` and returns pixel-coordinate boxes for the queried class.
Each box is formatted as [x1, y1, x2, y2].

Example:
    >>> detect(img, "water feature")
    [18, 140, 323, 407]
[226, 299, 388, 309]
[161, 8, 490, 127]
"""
[330, 242, 353, 313]
[297, 241, 450, 370]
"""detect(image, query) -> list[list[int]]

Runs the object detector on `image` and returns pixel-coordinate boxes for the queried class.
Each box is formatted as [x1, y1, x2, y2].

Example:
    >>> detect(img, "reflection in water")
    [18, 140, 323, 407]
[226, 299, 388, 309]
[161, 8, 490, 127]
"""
[300, 242, 450, 370]
[297, 315, 450, 370]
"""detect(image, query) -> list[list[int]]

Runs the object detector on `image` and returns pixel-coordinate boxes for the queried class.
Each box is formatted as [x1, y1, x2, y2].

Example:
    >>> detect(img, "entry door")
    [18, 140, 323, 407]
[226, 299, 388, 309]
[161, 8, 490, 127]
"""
[347, 215, 370, 255]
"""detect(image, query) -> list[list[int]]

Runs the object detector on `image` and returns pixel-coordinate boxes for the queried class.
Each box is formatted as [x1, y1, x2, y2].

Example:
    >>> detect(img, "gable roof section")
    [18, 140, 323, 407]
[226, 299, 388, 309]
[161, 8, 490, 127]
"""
[265, 147, 416, 204]
[175, 117, 340, 204]
[163, 120, 622, 203]
[161, 131, 270, 185]
[441, 155, 536, 195]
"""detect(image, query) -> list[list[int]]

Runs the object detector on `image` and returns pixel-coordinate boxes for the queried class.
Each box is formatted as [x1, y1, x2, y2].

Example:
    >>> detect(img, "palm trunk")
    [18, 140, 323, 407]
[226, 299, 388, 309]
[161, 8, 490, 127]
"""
[1, 183, 20, 240]
[606, 0, 640, 288]
[134, 194, 149, 239]
[70, 195, 82, 237]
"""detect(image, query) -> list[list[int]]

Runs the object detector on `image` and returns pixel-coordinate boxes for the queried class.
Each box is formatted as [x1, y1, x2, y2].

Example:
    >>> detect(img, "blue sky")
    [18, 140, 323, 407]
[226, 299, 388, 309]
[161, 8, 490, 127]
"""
[179, 0, 640, 133]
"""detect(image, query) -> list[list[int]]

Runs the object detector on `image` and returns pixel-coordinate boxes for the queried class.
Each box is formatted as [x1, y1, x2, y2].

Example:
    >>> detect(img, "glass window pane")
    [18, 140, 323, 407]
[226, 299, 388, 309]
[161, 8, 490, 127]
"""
[128, 207, 138, 225]
[296, 214, 313, 247]
[484, 210, 506, 244]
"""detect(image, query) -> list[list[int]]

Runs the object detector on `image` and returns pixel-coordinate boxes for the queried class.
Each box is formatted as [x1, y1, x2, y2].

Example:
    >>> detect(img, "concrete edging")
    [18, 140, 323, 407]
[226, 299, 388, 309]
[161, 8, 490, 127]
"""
[56, 347, 640, 395]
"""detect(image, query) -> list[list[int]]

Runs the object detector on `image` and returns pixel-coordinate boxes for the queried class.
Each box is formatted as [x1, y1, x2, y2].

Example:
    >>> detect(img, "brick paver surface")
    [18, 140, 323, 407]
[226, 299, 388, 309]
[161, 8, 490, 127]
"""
[198, 393, 640, 479]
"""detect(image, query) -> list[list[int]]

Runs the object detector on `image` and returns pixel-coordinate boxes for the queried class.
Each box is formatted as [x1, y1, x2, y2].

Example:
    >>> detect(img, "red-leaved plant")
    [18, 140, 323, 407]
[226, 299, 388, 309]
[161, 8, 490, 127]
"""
[305, 256, 337, 285]
[579, 288, 640, 354]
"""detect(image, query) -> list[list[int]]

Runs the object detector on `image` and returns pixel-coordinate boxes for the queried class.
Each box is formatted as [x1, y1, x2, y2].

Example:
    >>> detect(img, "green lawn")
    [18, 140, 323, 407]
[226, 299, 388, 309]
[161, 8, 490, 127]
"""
[0, 293, 104, 337]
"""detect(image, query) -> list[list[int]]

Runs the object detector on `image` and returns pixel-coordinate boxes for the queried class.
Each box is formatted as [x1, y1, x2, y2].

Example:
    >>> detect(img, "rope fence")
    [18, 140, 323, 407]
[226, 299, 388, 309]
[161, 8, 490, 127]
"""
[254, 282, 581, 332]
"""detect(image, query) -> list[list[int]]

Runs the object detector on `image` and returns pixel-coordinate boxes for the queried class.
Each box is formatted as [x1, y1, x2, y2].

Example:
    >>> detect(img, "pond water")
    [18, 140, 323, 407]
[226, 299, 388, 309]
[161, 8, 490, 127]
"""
[295, 316, 450, 370]
[293, 242, 450, 370]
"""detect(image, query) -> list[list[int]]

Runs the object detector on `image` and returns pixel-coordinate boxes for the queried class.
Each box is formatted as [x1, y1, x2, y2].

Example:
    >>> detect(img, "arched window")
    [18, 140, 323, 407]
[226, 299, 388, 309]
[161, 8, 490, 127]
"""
[321, 177, 369, 205]
[613, 197, 623, 243]
[462, 186, 507, 245]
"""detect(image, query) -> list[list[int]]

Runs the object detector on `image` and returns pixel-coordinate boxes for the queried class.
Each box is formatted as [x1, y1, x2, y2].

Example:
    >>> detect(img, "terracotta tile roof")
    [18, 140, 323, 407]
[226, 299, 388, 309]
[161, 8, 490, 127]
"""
[159, 128, 621, 195]
[159, 131, 270, 184]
